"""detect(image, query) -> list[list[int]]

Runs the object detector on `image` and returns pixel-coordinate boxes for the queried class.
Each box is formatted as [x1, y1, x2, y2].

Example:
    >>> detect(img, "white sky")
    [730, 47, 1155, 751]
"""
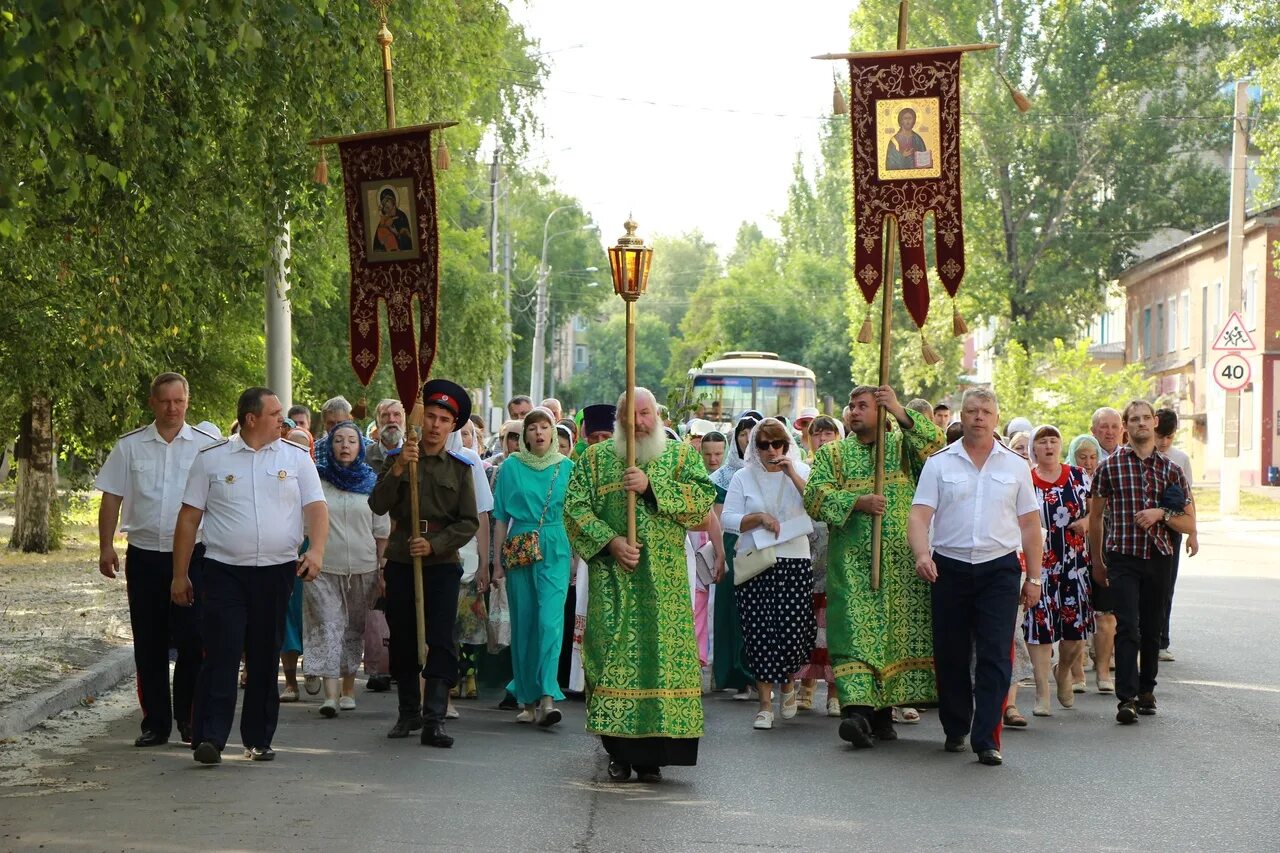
[513, 2, 853, 257]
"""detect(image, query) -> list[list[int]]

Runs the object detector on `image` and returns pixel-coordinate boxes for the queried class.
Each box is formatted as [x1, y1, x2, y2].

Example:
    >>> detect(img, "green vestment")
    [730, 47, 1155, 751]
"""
[563, 439, 716, 744]
[803, 409, 943, 709]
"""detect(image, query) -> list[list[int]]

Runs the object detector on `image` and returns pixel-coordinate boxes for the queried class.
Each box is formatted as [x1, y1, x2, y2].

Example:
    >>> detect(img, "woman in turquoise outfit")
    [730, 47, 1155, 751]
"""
[492, 408, 573, 727]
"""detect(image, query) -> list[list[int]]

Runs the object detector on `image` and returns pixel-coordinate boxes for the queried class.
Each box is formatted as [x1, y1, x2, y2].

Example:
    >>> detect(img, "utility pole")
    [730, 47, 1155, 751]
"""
[502, 191, 514, 408]
[265, 222, 292, 409]
[530, 262, 550, 402]
[483, 148, 500, 422]
[1219, 80, 1249, 515]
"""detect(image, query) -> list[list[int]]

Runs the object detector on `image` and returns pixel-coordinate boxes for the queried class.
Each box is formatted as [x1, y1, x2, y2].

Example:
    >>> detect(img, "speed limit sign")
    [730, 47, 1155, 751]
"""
[1214, 352, 1250, 391]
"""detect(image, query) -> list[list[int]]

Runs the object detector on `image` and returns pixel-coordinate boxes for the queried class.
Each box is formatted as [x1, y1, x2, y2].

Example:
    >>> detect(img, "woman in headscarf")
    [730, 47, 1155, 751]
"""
[1067, 433, 1112, 692]
[1022, 424, 1095, 717]
[304, 421, 390, 717]
[492, 408, 574, 726]
[722, 418, 817, 730]
[795, 415, 843, 716]
[711, 415, 759, 699]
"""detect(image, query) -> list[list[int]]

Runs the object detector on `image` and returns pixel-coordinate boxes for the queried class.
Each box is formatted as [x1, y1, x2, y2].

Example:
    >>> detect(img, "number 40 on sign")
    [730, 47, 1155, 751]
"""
[1214, 352, 1250, 392]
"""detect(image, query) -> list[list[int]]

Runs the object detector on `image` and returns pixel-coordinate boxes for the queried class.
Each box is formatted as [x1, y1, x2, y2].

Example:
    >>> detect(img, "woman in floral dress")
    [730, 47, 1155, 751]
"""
[1023, 425, 1094, 716]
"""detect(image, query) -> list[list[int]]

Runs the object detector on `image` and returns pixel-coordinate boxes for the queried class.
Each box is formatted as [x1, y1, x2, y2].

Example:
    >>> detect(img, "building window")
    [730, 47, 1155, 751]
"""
[1201, 285, 1209, 365]
[1166, 297, 1177, 353]
[1215, 281, 1223, 323]
[573, 314, 588, 333]
[574, 344, 588, 369]
[1132, 311, 1142, 362]
[1142, 307, 1152, 360]
[1180, 291, 1191, 350]
[1155, 302, 1165, 356]
[1243, 268, 1257, 330]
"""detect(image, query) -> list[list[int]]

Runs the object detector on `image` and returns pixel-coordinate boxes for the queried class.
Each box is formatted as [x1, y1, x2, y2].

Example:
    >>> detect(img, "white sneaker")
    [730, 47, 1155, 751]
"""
[1159, 648, 1175, 662]
[779, 688, 798, 719]
[319, 699, 338, 718]
[338, 696, 356, 711]
[515, 707, 536, 723]
[752, 710, 774, 730]
[826, 696, 841, 717]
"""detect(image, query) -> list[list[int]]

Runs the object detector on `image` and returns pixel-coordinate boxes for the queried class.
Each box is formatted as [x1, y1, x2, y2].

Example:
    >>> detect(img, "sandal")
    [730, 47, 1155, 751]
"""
[752, 710, 774, 730]
[1003, 706, 1028, 727]
[897, 707, 920, 724]
[279, 685, 299, 703]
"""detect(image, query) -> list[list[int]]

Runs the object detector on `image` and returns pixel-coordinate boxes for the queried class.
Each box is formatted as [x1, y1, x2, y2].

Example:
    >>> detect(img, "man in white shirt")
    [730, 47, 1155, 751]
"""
[97, 373, 221, 747]
[908, 387, 1043, 767]
[1091, 407, 1123, 461]
[171, 387, 329, 765]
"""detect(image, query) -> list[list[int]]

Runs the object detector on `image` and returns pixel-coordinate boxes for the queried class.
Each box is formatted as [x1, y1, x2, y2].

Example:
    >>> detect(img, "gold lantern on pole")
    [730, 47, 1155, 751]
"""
[607, 217, 653, 547]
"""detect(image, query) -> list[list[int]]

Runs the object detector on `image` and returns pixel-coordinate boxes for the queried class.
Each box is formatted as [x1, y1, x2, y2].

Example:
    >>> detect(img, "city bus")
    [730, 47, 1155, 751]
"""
[687, 352, 817, 427]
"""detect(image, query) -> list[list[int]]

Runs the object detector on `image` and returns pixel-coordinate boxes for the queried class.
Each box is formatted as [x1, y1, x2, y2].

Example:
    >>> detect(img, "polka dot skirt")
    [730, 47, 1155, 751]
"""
[735, 557, 818, 684]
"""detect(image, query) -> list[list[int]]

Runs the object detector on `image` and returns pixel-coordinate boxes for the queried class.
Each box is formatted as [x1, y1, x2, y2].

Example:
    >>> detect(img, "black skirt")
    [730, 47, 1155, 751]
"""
[735, 557, 817, 683]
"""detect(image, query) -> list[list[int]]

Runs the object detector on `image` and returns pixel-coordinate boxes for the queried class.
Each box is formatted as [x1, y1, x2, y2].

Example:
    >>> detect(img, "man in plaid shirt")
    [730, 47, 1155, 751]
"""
[1087, 400, 1196, 724]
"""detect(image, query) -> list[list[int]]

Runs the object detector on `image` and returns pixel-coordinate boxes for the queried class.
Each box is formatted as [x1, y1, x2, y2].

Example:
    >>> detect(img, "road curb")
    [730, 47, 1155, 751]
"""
[0, 645, 135, 738]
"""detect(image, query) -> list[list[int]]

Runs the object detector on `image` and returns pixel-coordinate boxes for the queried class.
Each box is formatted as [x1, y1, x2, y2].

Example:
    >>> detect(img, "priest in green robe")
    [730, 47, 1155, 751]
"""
[564, 388, 717, 783]
[803, 385, 943, 749]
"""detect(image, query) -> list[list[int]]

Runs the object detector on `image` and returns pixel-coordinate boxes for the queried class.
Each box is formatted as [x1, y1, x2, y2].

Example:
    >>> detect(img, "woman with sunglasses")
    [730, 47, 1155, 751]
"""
[721, 418, 817, 730]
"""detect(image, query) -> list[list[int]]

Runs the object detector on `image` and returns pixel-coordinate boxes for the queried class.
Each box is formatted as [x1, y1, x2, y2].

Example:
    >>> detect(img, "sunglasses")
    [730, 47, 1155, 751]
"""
[755, 439, 788, 451]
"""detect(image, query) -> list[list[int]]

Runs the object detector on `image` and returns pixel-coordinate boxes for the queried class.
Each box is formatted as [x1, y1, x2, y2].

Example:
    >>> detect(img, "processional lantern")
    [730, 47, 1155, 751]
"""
[607, 218, 653, 548]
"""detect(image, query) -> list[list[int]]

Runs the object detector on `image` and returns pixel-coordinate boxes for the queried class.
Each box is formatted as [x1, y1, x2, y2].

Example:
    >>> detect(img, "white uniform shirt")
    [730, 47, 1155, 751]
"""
[94, 422, 221, 551]
[913, 439, 1039, 564]
[319, 481, 391, 574]
[182, 436, 325, 566]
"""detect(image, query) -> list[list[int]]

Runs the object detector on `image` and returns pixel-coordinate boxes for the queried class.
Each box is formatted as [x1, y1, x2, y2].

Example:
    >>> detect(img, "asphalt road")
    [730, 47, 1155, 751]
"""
[1, 520, 1277, 852]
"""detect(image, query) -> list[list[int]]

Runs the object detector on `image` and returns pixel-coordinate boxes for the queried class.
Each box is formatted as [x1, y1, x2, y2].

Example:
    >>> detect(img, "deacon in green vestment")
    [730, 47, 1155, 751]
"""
[563, 389, 716, 780]
[803, 385, 943, 748]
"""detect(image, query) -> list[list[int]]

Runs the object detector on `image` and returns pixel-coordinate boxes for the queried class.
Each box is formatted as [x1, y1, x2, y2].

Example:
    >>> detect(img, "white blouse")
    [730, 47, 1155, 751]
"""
[722, 463, 813, 559]
[320, 481, 391, 574]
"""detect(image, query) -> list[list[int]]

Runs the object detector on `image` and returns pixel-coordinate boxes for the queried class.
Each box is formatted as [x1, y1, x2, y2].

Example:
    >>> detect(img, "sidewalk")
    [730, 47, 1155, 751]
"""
[0, 498, 135, 735]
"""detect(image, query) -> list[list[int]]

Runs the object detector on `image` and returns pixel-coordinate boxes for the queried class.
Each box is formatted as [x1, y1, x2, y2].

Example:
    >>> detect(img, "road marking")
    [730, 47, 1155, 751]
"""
[1172, 679, 1280, 694]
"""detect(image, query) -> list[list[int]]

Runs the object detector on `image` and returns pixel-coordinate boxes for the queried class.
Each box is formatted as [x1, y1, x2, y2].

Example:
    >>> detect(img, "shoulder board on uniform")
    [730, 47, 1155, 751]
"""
[281, 438, 310, 452]
[199, 439, 230, 453]
[446, 450, 475, 466]
[191, 425, 221, 441]
[119, 425, 148, 439]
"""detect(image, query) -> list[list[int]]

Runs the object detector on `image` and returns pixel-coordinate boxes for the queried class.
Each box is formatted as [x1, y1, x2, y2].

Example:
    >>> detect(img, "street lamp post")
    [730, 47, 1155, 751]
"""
[529, 205, 590, 400]
[607, 218, 653, 546]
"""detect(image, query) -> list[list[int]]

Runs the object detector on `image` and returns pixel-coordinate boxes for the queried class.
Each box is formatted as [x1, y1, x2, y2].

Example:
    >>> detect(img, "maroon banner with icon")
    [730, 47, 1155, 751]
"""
[846, 50, 965, 330]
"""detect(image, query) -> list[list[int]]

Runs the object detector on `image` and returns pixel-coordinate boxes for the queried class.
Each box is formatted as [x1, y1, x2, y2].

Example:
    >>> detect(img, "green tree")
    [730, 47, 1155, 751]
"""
[559, 311, 671, 411]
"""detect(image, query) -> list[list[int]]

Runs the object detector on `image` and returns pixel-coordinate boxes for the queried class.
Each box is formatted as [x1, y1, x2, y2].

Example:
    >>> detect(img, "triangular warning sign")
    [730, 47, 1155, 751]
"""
[1211, 311, 1256, 351]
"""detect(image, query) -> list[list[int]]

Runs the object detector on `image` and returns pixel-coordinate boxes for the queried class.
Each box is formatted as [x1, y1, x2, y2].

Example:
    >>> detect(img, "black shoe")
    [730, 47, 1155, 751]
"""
[607, 761, 632, 782]
[387, 714, 421, 738]
[1136, 692, 1157, 716]
[498, 691, 519, 710]
[870, 708, 897, 741]
[176, 721, 192, 744]
[635, 765, 662, 783]
[366, 675, 392, 693]
[193, 741, 221, 765]
[977, 748, 1003, 766]
[244, 746, 276, 761]
[134, 731, 168, 748]
[420, 721, 454, 748]
[944, 736, 967, 753]
[838, 710, 875, 749]
[1116, 700, 1139, 724]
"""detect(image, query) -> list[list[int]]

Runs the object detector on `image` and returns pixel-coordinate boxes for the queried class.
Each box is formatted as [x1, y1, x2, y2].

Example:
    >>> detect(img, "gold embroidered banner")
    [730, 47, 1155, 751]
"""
[847, 50, 966, 330]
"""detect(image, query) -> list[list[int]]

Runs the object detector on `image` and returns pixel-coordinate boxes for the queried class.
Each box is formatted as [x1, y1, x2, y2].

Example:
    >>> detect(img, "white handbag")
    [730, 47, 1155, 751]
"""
[733, 544, 777, 586]
[694, 541, 717, 586]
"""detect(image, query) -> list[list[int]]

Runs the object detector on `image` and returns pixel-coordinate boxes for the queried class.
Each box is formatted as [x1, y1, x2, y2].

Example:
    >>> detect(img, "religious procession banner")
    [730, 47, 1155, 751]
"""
[845, 49, 970, 331]
[318, 121, 455, 408]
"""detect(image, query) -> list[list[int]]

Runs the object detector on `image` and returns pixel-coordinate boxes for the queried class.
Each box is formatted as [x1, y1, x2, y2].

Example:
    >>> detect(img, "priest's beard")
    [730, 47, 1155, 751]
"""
[612, 421, 668, 466]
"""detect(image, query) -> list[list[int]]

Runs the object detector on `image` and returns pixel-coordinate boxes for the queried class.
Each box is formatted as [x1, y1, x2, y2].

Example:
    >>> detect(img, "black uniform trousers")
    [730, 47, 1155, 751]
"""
[124, 544, 204, 739]
[384, 560, 462, 685]
[191, 558, 296, 752]
[1107, 550, 1171, 703]
[930, 551, 1021, 753]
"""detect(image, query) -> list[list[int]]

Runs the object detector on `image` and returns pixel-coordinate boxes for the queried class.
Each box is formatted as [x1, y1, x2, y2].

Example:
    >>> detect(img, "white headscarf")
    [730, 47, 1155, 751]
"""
[744, 417, 804, 473]
[710, 415, 758, 491]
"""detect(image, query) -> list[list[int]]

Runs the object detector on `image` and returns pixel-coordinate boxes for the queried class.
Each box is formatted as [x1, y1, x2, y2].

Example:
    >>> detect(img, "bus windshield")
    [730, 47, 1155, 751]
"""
[756, 377, 816, 421]
[691, 375, 816, 423]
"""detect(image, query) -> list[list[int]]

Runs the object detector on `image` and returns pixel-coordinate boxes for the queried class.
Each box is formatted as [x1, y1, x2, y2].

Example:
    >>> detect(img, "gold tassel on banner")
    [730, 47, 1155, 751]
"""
[435, 139, 450, 171]
[997, 68, 1032, 113]
[952, 304, 968, 337]
[857, 310, 874, 343]
[313, 148, 329, 185]
[921, 332, 942, 365]
[832, 74, 848, 116]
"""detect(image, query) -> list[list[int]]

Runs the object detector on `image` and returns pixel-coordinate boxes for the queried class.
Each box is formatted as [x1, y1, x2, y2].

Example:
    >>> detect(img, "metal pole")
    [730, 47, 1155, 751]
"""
[1220, 80, 1249, 515]
[869, 0, 910, 592]
[530, 263, 548, 401]
[502, 191, 513, 408]
[265, 222, 293, 409]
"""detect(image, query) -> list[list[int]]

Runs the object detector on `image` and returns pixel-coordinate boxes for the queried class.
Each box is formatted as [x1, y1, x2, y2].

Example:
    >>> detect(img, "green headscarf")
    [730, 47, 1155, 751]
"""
[513, 410, 566, 472]
[1066, 434, 1103, 467]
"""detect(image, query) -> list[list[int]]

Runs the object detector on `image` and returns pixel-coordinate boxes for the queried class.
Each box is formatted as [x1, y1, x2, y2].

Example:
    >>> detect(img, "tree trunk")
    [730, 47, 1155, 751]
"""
[10, 394, 56, 553]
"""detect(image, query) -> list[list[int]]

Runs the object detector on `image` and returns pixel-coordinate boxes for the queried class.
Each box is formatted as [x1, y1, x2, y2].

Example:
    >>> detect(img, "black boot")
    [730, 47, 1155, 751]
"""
[871, 707, 897, 741]
[387, 674, 422, 739]
[838, 705, 875, 749]
[420, 679, 454, 748]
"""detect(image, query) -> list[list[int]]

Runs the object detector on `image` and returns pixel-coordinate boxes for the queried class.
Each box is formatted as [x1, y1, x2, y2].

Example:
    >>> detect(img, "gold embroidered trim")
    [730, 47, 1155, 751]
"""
[592, 686, 703, 700]
[833, 657, 934, 680]
[585, 729, 704, 740]
[597, 482, 625, 497]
